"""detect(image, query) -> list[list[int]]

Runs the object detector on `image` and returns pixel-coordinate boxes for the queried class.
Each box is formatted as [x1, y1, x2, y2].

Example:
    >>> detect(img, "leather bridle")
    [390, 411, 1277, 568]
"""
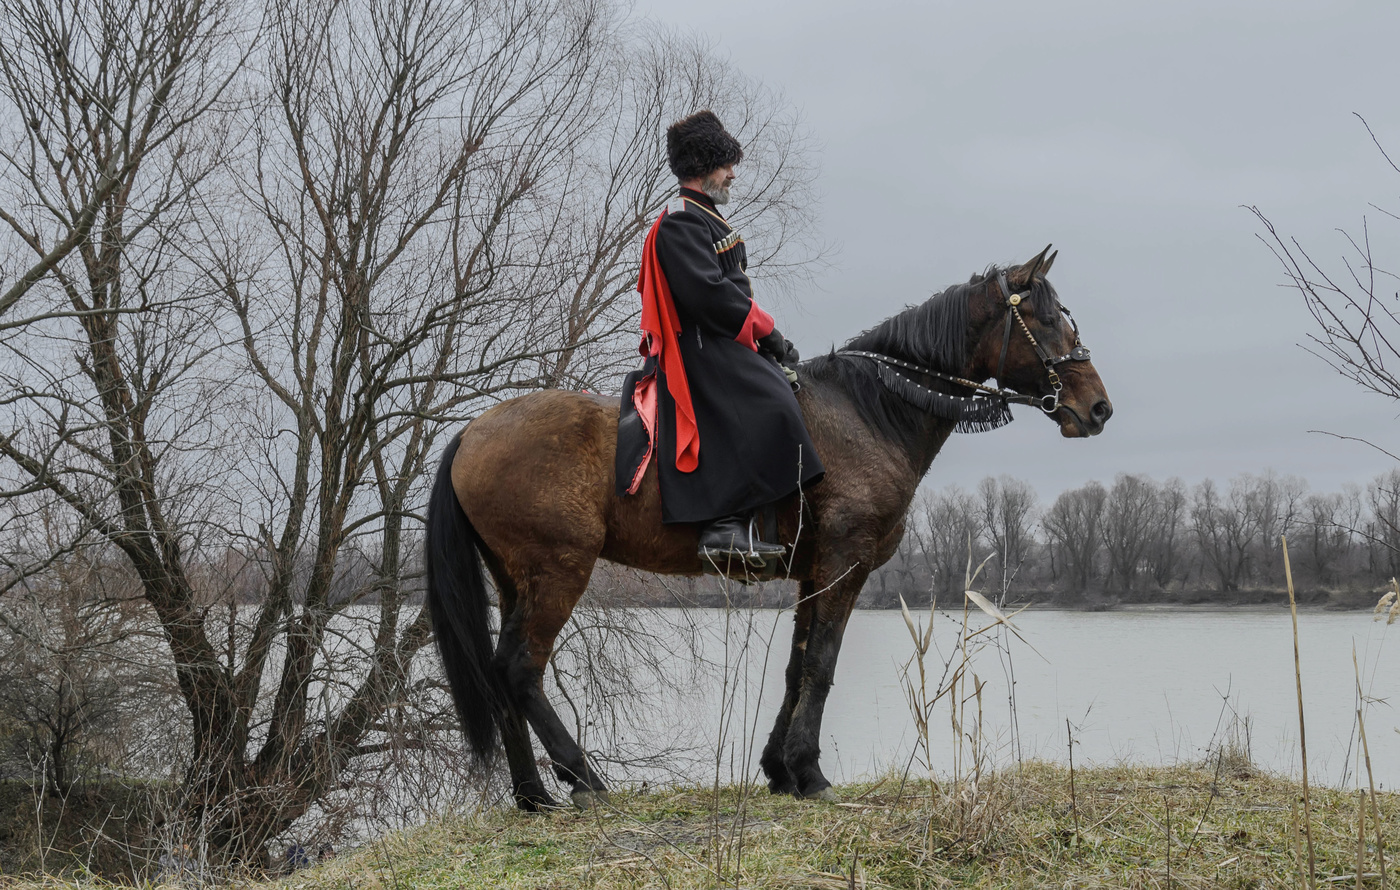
[842, 270, 1092, 417]
[991, 269, 1091, 414]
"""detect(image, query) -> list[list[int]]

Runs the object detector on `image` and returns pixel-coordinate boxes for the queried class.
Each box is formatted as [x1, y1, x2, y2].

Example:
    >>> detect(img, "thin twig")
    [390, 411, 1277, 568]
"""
[1066, 718, 1079, 840]
[1184, 739, 1227, 859]
[1165, 794, 1172, 890]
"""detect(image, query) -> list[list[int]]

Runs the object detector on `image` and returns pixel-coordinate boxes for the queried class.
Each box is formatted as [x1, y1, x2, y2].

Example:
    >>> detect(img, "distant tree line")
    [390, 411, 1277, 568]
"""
[863, 468, 1400, 608]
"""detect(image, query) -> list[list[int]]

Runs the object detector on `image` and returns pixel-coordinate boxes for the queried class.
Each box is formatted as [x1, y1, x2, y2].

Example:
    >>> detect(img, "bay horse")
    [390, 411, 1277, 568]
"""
[426, 246, 1112, 810]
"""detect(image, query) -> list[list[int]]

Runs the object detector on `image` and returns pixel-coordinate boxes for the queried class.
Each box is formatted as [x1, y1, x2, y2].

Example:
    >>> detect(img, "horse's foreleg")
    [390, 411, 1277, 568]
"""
[781, 574, 865, 801]
[494, 570, 609, 809]
[760, 583, 814, 794]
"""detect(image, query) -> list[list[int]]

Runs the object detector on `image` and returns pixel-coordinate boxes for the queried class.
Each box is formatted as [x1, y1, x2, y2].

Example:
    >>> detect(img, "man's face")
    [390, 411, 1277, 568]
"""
[702, 164, 736, 205]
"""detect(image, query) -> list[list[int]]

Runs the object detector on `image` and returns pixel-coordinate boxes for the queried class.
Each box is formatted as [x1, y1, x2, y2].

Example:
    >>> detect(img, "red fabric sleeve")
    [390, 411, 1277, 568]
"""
[734, 300, 775, 351]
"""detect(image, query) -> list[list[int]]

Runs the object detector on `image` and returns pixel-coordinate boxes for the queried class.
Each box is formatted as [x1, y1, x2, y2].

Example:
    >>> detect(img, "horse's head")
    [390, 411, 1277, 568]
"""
[970, 246, 1113, 437]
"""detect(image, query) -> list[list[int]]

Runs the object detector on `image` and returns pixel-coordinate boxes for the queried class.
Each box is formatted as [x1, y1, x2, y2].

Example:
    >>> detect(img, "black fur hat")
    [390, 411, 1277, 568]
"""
[666, 111, 744, 180]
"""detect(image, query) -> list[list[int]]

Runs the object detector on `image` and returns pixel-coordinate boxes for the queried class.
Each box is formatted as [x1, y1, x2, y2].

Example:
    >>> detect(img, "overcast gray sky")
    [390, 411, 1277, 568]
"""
[634, 0, 1400, 499]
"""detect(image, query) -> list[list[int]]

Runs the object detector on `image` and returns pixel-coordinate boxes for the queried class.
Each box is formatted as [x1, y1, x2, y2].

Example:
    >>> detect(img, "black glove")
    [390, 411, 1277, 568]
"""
[758, 330, 800, 365]
[780, 339, 800, 365]
[758, 329, 801, 388]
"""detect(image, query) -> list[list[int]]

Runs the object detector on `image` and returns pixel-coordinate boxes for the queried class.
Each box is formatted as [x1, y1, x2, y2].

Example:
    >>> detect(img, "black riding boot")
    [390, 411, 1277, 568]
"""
[697, 513, 784, 563]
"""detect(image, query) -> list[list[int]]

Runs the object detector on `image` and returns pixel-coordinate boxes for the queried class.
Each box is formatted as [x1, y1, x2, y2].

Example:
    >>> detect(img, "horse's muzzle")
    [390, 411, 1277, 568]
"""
[1058, 398, 1112, 437]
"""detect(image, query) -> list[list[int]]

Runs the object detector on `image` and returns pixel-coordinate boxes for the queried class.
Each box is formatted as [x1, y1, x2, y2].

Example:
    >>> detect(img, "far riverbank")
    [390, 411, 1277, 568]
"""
[622, 576, 1391, 611]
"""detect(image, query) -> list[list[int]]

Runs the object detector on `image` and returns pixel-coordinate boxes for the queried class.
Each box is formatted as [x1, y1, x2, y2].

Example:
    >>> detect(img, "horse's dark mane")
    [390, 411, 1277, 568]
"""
[838, 266, 1060, 370]
[803, 266, 1061, 453]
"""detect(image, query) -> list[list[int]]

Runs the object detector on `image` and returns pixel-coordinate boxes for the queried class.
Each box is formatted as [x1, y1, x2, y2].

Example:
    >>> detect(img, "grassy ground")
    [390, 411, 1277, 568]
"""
[2, 762, 1393, 888]
[6, 762, 1385, 889]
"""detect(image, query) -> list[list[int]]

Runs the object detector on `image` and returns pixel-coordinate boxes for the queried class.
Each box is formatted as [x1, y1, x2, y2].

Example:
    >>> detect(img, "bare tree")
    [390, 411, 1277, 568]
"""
[1299, 488, 1361, 585]
[1191, 477, 1260, 593]
[0, 505, 174, 796]
[1249, 114, 1400, 583]
[0, 0, 605, 859]
[1145, 476, 1188, 589]
[1042, 481, 1106, 596]
[175, 0, 615, 856]
[1250, 119, 1400, 414]
[976, 475, 1037, 603]
[1101, 474, 1158, 593]
[1250, 113, 1400, 570]
[0, 0, 249, 845]
[1242, 470, 1307, 586]
[1365, 468, 1400, 577]
[911, 485, 982, 597]
[0, 0, 243, 324]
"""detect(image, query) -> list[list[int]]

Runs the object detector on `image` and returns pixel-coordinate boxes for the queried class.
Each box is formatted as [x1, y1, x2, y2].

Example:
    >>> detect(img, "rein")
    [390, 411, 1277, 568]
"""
[840, 270, 1092, 433]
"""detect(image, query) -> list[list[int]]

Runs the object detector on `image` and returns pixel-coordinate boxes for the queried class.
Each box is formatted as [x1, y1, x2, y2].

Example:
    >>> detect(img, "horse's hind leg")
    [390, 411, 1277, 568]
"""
[499, 703, 555, 810]
[760, 582, 815, 794]
[484, 562, 558, 811]
[493, 562, 609, 809]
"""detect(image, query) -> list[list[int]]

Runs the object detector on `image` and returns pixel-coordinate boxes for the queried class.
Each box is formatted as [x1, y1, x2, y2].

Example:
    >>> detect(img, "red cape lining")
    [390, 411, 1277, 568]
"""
[637, 212, 700, 473]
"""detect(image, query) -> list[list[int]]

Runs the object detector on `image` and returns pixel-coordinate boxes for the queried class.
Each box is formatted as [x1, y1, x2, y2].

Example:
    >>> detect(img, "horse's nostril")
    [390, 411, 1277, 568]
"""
[1091, 400, 1112, 423]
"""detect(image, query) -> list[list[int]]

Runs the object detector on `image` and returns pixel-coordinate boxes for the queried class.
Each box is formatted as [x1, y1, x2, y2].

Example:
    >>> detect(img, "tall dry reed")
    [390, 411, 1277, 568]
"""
[1282, 535, 1317, 890]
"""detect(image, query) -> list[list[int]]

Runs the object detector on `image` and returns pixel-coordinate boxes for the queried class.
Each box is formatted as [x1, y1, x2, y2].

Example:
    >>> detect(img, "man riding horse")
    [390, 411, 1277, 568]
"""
[424, 104, 1112, 810]
[617, 111, 824, 571]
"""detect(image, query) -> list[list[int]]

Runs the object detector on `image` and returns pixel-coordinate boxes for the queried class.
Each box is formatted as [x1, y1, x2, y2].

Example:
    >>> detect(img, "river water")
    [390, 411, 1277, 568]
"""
[572, 606, 1400, 791]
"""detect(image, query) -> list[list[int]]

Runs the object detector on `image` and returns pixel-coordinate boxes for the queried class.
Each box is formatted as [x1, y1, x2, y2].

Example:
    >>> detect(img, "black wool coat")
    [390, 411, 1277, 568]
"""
[618, 188, 825, 524]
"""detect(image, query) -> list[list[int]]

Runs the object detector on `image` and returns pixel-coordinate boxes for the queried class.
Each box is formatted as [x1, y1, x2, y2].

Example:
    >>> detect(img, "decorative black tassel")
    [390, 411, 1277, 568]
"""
[876, 363, 1014, 434]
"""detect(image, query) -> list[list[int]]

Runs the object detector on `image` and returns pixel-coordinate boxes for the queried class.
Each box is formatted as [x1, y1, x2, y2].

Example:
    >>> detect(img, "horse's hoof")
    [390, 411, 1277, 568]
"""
[514, 781, 561, 812]
[516, 794, 560, 813]
[801, 785, 838, 802]
[571, 789, 610, 810]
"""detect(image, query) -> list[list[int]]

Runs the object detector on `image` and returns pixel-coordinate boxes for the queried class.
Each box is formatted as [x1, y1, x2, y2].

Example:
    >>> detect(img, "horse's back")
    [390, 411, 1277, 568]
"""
[451, 389, 709, 576]
[453, 391, 620, 569]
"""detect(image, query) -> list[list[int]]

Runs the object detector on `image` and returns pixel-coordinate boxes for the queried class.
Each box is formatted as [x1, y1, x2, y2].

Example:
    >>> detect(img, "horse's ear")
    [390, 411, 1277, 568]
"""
[1008, 244, 1053, 289]
[1040, 249, 1057, 277]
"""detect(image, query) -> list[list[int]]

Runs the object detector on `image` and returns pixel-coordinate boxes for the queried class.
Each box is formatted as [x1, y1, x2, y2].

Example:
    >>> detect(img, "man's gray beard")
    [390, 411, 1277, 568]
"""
[702, 182, 730, 205]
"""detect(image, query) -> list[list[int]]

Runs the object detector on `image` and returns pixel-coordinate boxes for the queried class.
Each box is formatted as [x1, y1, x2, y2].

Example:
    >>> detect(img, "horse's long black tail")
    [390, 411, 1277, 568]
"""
[426, 433, 500, 765]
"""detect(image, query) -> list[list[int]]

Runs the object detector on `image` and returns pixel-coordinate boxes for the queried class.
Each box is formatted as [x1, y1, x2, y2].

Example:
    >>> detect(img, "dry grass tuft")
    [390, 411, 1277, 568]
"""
[1375, 579, 1399, 625]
